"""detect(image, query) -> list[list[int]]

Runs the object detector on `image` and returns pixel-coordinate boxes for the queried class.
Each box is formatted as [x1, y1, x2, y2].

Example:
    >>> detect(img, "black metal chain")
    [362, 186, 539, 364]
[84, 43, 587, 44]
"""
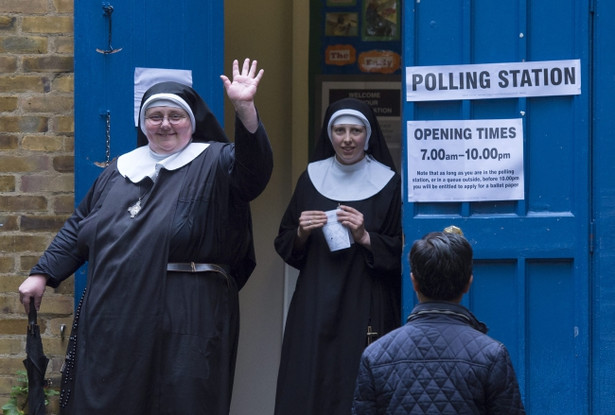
[105, 111, 111, 166]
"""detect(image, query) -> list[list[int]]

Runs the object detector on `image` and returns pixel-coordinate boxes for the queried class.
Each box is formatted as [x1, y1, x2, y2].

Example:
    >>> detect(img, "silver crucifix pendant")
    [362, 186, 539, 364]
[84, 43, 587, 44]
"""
[127, 199, 142, 218]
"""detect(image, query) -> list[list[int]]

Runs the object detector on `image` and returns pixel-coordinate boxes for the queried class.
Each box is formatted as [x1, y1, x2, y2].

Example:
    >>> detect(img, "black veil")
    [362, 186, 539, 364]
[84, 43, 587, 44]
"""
[310, 97, 397, 172]
[137, 81, 229, 147]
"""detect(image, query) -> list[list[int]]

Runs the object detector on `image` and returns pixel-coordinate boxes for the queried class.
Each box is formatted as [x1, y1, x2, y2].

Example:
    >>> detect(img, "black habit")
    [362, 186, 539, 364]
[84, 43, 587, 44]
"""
[274, 98, 402, 415]
[31, 82, 273, 414]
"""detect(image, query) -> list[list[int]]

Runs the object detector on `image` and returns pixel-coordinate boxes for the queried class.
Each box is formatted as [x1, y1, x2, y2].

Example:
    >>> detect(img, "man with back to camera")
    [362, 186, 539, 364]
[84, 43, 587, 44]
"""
[352, 227, 526, 414]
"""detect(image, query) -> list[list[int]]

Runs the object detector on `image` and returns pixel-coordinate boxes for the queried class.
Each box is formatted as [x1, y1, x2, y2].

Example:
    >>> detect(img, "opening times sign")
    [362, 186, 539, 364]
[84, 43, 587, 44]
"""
[407, 118, 524, 202]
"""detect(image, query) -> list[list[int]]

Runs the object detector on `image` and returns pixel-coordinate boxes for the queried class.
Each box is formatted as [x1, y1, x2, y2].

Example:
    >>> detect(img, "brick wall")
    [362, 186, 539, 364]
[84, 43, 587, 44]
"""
[0, 0, 75, 412]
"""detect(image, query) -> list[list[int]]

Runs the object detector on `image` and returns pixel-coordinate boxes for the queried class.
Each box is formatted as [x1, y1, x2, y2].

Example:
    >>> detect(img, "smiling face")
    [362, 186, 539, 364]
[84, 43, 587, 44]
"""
[143, 107, 193, 154]
[330, 124, 367, 165]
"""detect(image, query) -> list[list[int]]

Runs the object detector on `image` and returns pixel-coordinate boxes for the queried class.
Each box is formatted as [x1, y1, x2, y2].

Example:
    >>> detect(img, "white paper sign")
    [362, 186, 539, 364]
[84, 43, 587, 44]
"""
[407, 119, 524, 202]
[322, 209, 353, 251]
[406, 59, 581, 102]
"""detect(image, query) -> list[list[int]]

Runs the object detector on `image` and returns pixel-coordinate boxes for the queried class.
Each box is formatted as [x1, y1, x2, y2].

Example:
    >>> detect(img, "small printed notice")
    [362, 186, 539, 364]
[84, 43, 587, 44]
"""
[407, 119, 524, 202]
[322, 209, 353, 251]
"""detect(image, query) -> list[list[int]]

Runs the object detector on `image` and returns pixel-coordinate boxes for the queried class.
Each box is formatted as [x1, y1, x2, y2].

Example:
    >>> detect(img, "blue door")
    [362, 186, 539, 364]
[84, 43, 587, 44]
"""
[591, 2, 615, 412]
[73, 1, 224, 298]
[402, 1, 594, 412]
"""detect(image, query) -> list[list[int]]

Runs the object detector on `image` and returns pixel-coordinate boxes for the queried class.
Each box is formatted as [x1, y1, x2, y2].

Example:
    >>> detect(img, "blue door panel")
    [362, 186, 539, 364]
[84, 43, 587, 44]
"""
[592, 2, 615, 412]
[526, 100, 579, 212]
[527, 260, 577, 414]
[469, 260, 521, 363]
[472, 2, 521, 62]
[473, 99, 520, 119]
[403, 0, 591, 412]
[413, 3, 465, 63]
[529, 1, 578, 59]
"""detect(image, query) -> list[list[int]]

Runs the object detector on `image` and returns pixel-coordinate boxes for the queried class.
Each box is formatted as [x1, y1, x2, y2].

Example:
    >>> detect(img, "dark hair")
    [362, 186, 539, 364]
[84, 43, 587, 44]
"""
[409, 231, 473, 301]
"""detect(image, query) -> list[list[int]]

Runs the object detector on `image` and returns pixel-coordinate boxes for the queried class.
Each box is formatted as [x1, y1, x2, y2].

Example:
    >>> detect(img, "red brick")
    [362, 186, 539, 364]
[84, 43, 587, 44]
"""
[21, 135, 64, 153]
[0, 155, 49, 173]
[0, 176, 16, 192]
[52, 0, 74, 13]
[4, 116, 48, 133]
[0, 134, 18, 150]
[0, 56, 17, 72]
[21, 174, 73, 193]
[0, 216, 18, 230]
[0, 97, 17, 112]
[53, 37, 73, 54]
[0, 337, 23, 354]
[20, 215, 67, 232]
[0, 257, 14, 273]
[52, 195, 74, 214]
[0, 36, 47, 53]
[0, 16, 16, 31]
[0, 0, 47, 14]
[21, 94, 73, 113]
[0, 357, 27, 375]
[0, 234, 51, 253]
[22, 17, 73, 34]
[0, 317, 31, 335]
[51, 77, 73, 94]
[0, 276, 23, 293]
[0, 196, 47, 211]
[0, 75, 47, 93]
[22, 56, 73, 73]
[63, 136, 74, 151]
[52, 155, 73, 172]
[21, 135, 64, 152]
[19, 255, 40, 272]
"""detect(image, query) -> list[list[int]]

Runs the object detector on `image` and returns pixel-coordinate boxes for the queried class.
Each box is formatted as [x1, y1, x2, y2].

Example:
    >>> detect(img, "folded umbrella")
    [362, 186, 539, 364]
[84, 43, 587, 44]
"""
[23, 300, 49, 415]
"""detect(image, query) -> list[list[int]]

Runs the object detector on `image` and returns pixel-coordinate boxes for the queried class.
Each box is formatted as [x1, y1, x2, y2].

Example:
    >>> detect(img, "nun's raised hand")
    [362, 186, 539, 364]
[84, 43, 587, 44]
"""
[220, 58, 264, 133]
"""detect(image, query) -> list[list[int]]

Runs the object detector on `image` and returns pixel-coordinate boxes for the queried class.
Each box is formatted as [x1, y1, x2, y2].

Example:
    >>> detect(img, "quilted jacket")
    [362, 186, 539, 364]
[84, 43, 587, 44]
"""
[352, 302, 525, 414]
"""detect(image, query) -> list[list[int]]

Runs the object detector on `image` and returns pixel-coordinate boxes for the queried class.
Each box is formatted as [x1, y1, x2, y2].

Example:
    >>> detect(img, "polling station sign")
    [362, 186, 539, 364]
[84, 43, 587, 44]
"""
[406, 59, 581, 101]
[407, 119, 524, 202]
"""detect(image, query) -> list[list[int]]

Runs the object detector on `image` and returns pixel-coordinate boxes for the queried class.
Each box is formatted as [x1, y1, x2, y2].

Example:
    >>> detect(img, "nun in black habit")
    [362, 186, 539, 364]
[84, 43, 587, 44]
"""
[18, 58, 273, 414]
[274, 97, 402, 415]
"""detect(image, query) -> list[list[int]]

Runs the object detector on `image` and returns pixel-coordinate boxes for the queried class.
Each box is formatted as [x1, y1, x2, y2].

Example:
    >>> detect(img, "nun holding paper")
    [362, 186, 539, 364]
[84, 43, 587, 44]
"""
[274, 97, 402, 415]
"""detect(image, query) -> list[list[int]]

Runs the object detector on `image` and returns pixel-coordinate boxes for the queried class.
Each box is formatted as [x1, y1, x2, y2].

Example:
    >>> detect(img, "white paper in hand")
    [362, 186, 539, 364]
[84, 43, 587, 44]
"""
[322, 209, 353, 252]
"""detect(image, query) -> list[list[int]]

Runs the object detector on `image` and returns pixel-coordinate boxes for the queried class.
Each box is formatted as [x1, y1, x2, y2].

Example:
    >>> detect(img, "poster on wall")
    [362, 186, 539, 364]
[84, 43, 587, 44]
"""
[407, 118, 524, 202]
[325, 12, 359, 36]
[321, 0, 401, 75]
[363, 0, 400, 41]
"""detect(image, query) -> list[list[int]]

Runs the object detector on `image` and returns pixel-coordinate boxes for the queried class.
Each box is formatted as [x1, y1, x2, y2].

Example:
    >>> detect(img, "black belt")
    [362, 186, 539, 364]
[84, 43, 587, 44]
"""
[166, 262, 229, 278]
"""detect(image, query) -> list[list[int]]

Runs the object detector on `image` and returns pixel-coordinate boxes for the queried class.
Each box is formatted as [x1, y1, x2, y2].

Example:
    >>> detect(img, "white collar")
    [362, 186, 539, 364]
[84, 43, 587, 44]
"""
[117, 142, 209, 182]
[307, 155, 394, 201]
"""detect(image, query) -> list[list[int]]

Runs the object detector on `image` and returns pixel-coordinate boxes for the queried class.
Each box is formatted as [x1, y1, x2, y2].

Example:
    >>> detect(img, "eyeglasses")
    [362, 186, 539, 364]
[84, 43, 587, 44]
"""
[145, 113, 188, 126]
